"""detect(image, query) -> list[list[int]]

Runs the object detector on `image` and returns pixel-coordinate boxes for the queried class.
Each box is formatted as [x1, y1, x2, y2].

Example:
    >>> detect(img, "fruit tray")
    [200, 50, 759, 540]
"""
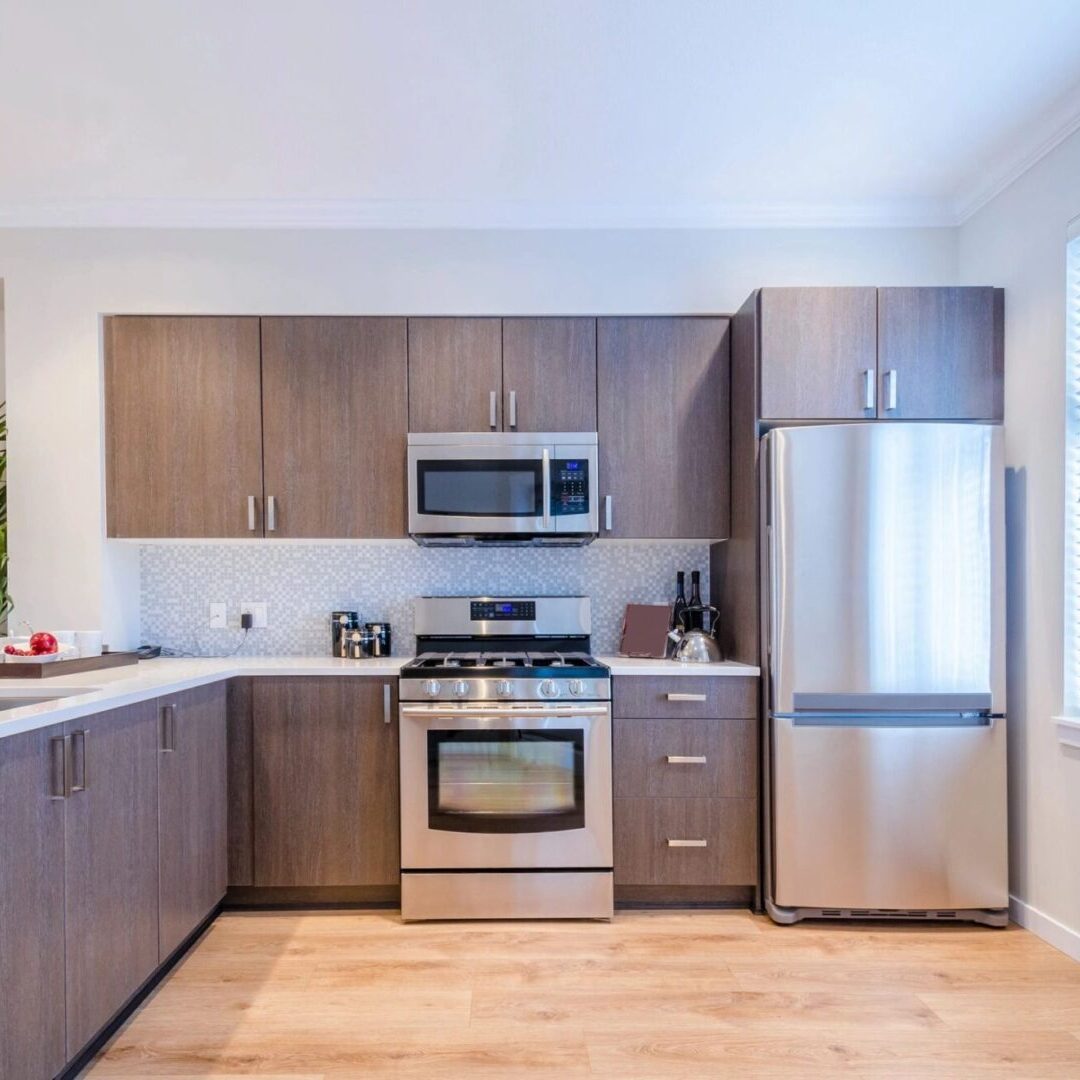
[0, 651, 139, 678]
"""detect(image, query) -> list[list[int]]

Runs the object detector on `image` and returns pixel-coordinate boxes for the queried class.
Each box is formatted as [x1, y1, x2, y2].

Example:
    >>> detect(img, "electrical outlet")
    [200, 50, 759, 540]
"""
[240, 602, 268, 629]
[209, 602, 227, 630]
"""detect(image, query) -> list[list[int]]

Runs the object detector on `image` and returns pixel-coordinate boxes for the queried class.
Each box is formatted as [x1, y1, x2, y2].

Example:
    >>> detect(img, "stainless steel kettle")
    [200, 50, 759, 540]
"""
[670, 604, 722, 663]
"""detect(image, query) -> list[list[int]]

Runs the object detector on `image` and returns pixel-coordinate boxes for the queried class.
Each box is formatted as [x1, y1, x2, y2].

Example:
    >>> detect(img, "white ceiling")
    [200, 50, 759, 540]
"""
[2, 0, 1080, 228]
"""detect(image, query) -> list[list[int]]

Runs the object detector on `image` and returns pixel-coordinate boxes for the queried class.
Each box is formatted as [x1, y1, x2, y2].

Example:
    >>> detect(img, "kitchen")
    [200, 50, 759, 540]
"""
[2, 3, 1080, 1078]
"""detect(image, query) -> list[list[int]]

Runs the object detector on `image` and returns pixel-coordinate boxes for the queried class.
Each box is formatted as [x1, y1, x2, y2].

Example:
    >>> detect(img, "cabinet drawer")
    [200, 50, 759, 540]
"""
[614, 717, 756, 798]
[614, 797, 757, 886]
[613, 676, 757, 719]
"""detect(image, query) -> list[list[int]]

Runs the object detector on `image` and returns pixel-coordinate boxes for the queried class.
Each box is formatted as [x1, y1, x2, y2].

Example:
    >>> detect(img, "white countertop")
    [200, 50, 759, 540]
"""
[0, 654, 759, 740]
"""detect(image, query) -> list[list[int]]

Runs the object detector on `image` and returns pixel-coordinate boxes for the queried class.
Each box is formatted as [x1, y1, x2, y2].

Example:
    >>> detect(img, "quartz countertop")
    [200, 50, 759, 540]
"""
[0, 654, 760, 740]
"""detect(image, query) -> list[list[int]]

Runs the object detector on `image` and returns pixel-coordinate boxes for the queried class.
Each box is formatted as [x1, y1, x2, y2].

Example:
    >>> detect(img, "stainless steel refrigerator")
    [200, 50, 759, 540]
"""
[763, 422, 1008, 926]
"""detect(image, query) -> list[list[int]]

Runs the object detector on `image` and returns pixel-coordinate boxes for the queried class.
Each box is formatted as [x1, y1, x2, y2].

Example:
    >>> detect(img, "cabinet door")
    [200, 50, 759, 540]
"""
[502, 317, 597, 432]
[758, 288, 878, 420]
[252, 678, 399, 886]
[105, 316, 264, 537]
[877, 287, 1003, 420]
[64, 701, 159, 1058]
[157, 682, 227, 960]
[0, 726, 67, 1080]
[408, 317, 503, 432]
[597, 317, 730, 539]
[261, 317, 409, 537]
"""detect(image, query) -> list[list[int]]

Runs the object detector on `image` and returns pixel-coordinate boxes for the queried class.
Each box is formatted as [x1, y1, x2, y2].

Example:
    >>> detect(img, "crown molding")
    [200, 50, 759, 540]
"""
[0, 196, 957, 231]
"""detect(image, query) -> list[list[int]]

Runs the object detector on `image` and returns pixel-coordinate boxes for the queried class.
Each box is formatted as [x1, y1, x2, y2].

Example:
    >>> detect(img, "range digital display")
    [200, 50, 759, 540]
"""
[470, 600, 537, 621]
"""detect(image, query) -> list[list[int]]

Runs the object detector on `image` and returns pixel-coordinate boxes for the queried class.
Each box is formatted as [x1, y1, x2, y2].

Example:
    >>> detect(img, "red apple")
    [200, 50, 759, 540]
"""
[4, 645, 34, 656]
[29, 632, 58, 655]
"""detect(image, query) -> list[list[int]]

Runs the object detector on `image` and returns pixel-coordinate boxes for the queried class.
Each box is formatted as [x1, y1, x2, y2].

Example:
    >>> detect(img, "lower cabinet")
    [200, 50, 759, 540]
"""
[157, 682, 228, 959]
[251, 677, 399, 887]
[0, 725, 67, 1080]
[63, 701, 160, 1058]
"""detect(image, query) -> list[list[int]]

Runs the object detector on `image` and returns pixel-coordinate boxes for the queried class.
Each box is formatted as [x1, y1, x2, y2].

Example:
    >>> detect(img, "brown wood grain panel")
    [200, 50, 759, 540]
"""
[104, 316, 264, 537]
[252, 677, 399, 887]
[614, 797, 758, 886]
[408, 317, 503, 432]
[613, 717, 756, 799]
[612, 676, 757, 720]
[157, 682, 228, 960]
[226, 677, 254, 886]
[877, 287, 1003, 420]
[758, 288, 878, 420]
[64, 700, 160, 1058]
[261, 317, 409, 537]
[501, 317, 597, 432]
[597, 317, 730, 539]
[0, 724, 67, 1080]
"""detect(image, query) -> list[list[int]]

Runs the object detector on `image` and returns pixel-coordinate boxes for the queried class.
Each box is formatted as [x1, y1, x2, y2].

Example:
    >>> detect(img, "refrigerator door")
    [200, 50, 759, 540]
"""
[766, 423, 1004, 715]
[771, 714, 1008, 910]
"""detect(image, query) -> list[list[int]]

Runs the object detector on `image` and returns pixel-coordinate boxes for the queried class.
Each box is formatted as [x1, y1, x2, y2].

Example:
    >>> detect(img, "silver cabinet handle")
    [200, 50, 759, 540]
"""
[884, 369, 898, 412]
[71, 730, 88, 794]
[247, 495, 257, 531]
[489, 390, 498, 429]
[267, 495, 277, 532]
[160, 704, 176, 752]
[383, 683, 392, 724]
[666, 693, 707, 702]
[509, 390, 517, 429]
[666, 755, 707, 764]
[604, 494, 613, 531]
[863, 368, 875, 411]
[667, 838, 708, 848]
[49, 734, 71, 799]
[541, 448, 552, 529]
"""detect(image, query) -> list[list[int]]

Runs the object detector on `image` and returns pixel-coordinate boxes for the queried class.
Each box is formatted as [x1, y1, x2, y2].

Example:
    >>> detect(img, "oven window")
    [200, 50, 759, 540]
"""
[427, 729, 585, 833]
[416, 460, 541, 517]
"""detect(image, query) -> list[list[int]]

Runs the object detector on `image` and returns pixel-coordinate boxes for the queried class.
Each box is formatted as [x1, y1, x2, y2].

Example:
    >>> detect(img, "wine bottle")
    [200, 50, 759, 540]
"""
[688, 570, 703, 630]
[671, 571, 688, 630]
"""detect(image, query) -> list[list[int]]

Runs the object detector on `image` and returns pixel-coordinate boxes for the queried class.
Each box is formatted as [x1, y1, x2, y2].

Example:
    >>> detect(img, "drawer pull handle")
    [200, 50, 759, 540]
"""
[667, 838, 708, 848]
[665, 693, 707, 702]
[666, 755, 707, 764]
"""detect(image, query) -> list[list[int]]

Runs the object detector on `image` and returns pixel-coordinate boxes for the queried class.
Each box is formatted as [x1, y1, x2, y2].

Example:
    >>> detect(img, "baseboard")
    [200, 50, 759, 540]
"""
[1010, 894, 1080, 961]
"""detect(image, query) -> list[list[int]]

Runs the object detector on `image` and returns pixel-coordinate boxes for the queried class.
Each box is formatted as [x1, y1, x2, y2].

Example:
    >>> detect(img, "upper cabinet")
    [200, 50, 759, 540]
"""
[407, 316, 598, 433]
[877, 287, 1003, 420]
[759, 288, 878, 420]
[597, 317, 731, 539]
[105, 316, 264, 537]
[754, 286, 1003, 422]
[261, 317, 408, 537]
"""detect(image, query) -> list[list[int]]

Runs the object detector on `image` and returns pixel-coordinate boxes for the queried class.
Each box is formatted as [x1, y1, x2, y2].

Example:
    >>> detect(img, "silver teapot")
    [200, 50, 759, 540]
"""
[669, 604, 722, 663]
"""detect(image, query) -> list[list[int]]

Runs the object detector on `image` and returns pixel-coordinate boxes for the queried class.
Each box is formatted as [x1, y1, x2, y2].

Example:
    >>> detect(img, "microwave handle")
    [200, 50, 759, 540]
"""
[542, 448, 553, 529]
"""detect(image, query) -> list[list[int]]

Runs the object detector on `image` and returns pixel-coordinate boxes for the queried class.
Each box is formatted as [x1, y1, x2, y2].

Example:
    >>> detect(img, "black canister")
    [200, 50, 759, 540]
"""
[365, 622, 392, 658]
[332, 611, 359, 658]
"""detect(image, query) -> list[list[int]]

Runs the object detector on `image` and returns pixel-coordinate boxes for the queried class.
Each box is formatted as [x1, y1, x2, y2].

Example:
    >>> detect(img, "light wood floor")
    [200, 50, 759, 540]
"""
[84, 909, 1080, 1079]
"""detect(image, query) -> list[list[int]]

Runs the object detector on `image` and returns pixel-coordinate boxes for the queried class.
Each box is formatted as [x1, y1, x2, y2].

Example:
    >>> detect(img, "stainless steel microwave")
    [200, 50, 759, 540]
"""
[407, 432, 599, 546]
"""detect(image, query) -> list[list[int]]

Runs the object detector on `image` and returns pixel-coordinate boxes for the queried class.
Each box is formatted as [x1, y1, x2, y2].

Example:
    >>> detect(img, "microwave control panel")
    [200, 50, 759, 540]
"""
[551, 459, 590, 517]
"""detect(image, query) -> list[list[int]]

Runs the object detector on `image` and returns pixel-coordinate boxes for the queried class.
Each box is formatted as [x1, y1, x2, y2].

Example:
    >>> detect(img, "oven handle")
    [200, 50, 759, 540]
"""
[400, 703, 610, 720]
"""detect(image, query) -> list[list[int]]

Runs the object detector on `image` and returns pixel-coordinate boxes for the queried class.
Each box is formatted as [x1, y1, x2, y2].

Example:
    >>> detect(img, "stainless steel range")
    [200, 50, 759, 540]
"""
[398, 596, 613, 921]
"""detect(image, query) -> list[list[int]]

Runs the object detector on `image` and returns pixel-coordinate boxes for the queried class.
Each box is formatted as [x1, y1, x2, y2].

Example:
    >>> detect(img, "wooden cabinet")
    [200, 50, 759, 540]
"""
[758, 287, 878, 421]
[0, 726, 67, 1080]
[408, 318, 503, 432]
[105, 316, 264, 537]
[252, 678, 399, 887]
[157, 682, 228, 960]
[261, 317, 409, 537]
[877, 287, 1003, 420]
[501, 317, 597, 431]
[63, 701, 160, 1058]
[597, 317, 731, 539]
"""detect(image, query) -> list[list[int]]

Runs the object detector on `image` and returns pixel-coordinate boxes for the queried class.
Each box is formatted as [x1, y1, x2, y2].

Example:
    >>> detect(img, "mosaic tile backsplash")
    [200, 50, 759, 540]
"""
[140, 541, 711, 657]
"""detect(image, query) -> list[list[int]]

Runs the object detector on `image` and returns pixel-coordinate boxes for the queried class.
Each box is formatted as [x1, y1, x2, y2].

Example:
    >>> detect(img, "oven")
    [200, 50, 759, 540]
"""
[406, 432, 598, 545]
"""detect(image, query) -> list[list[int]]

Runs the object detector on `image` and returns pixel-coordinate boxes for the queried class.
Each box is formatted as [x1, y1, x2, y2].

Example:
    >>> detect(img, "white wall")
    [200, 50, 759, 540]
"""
[958, 128, 1080, 956]
[0, 226, 957, 649]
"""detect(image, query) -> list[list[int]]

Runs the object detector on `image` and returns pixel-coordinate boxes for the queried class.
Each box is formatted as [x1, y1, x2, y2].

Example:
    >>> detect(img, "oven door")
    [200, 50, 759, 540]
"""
[399, 702, 613, 869]
[407, 438, 597, 538]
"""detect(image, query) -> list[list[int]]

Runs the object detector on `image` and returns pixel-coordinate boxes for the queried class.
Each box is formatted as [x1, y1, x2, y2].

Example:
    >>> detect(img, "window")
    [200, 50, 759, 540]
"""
[1066, 229, 1080, 715]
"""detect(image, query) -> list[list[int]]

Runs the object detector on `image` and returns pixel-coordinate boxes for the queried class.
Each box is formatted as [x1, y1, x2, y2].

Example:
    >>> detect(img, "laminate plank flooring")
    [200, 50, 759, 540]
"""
[84, 909, 1080, 1079]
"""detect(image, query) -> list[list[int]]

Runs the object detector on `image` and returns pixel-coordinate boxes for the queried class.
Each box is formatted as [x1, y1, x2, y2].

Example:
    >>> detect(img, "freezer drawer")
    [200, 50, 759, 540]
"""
[771, 714, 1007, 911]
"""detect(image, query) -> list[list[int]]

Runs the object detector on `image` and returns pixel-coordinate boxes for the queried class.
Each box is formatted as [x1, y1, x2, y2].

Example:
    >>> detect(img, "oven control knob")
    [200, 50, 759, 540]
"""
[421, 679, 442, 698]
[495, 680, 515, 697]
[568, 679, 585, 696]
[539, 679, 560, 698]
[451, 680, 470, 698]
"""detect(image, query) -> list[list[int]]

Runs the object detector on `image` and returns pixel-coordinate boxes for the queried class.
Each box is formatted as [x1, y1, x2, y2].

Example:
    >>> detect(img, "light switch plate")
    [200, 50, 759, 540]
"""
[209, 602, 227, 629]
[240, 601, 268, 629]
